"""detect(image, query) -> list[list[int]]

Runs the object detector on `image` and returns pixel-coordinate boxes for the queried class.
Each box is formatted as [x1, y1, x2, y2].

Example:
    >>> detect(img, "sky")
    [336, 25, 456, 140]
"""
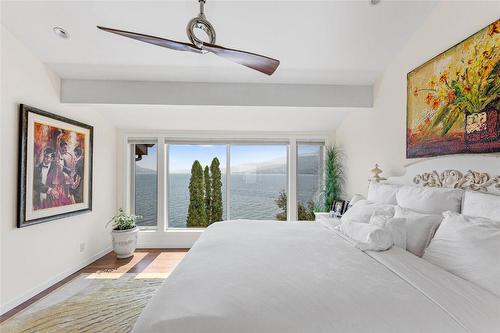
[136, 143, 321, 173]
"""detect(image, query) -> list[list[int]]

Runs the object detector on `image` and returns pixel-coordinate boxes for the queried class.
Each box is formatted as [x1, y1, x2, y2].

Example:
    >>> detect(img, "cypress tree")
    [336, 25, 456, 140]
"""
[187, 160, 207, 227]
[210, 157, 223, 224]
[204, 165, 211, 223]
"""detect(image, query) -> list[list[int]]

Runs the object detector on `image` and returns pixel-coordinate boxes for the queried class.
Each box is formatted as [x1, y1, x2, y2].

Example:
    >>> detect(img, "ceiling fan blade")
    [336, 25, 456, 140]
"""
[202, 44, 280, 75]
[97, 26, 201, 53]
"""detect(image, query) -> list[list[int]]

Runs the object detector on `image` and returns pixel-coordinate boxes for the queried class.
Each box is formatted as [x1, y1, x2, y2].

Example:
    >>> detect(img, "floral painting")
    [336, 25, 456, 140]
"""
[407, 20, 499, 158]
[18, 105, 93, 227]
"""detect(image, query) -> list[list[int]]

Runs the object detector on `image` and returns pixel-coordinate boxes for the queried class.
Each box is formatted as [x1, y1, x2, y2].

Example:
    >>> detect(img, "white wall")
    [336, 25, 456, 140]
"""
[335, 1, 500, 198]
[0, 27, 117, 314]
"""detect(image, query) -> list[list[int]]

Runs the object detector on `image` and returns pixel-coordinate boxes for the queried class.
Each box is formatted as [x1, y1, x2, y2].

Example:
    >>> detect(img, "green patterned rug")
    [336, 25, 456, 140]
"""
[1, 273, 166, 333]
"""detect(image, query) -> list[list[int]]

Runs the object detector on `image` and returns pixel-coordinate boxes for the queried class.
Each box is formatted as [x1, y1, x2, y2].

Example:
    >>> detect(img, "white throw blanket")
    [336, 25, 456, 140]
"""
[133, 221, 500, 333]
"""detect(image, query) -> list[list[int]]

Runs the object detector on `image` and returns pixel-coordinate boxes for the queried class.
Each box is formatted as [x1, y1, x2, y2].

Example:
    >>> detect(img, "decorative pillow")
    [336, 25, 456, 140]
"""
[462, 191, 500, 221]
[394, 206, 443, 257]
[396, 185, 463, 214]
[338, 222, 393, 251]
[423, 212, 500, 297]
[369, 214, 406, 249]
[340, 200, 395, 225]
[367, 182, 399, 205]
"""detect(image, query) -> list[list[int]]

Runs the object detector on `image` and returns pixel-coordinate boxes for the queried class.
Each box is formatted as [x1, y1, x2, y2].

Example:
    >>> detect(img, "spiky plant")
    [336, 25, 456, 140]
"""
[324, 146, 344, 211]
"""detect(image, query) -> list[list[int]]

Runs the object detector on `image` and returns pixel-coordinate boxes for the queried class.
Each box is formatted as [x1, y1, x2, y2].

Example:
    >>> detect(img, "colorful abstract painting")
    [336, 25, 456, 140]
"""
[407, 20, 499, 158]
[18, 105, 93, 227]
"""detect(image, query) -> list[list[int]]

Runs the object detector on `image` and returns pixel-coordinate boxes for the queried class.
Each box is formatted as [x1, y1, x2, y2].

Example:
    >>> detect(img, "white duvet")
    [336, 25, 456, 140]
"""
[133, 221, 500, 333]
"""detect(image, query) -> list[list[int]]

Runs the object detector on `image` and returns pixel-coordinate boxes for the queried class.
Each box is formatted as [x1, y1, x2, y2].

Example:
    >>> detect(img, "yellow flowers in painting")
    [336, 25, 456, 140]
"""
[407, 20, 499, 158]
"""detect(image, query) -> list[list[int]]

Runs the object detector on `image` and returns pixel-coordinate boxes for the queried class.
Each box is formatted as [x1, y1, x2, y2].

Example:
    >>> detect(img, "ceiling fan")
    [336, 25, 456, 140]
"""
[97, 0, 280, 75]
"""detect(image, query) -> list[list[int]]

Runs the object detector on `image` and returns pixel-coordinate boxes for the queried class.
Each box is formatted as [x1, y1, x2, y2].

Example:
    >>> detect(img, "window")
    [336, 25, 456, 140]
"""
[297, 143, 324, 221]
[230, 144, 288, 220]
[127, 137, 324, 232]
[133, 143, 158, 228]
[168, 144, 226, 228]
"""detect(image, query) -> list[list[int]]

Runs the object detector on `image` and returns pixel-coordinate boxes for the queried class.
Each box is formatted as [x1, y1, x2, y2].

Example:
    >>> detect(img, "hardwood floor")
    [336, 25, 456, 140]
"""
[0, 248, 189, 323]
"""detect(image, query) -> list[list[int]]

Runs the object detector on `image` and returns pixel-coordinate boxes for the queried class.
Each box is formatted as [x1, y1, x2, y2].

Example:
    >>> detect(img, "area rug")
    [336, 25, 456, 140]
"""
[1, 273, 167, 333]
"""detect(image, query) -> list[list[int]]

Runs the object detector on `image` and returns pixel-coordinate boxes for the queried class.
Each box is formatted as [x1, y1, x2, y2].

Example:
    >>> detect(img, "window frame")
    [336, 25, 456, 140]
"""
[166, 142, 228, 229]
[229, 143, 290, 222]
[296, 141, 325, 220]
[123, 132, 328, 247]
[129, 140, 160, 231]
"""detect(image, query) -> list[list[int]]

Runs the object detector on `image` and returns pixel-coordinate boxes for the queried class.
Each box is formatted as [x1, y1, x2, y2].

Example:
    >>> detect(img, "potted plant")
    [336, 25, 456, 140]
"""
[106, 208, 141, 259]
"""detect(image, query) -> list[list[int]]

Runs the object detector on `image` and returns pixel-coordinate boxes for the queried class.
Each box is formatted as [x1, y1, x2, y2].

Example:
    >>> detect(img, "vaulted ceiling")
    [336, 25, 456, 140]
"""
[1, 0, 437, 85]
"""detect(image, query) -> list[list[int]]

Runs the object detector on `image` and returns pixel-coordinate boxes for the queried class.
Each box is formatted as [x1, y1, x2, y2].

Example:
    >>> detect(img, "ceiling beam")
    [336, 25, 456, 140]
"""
[61, 80, 372, 108]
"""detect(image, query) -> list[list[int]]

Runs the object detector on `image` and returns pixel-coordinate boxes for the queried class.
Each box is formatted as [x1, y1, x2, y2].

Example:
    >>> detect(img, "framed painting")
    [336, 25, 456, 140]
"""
[407, 20, 499, 158]
[18, 105, 93, 227]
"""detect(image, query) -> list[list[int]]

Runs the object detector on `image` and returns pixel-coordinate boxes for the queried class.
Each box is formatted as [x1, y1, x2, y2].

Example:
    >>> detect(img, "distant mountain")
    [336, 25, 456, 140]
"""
[136, 165, 156, 175]
[232, 153, 321, 175]
[296, 154, 322, 175]
[160, 153, 322, 175]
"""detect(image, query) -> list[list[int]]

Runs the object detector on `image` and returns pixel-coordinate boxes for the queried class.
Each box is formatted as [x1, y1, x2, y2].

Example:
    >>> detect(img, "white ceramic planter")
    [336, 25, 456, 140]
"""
[111, 226, 138, 259]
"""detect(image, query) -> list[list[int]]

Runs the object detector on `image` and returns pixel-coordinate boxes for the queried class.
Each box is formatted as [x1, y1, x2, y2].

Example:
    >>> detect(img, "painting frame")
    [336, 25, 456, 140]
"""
[406, 20, 499, 159]
[18, 104, 94, 228]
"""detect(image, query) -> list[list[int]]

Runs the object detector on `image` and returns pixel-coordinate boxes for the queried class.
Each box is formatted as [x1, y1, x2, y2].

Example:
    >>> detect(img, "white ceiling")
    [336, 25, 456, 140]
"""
[1, 0, 437, 85]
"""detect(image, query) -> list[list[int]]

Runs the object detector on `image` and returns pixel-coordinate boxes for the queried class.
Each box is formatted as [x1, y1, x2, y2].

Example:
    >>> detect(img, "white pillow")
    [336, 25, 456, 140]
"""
[369, 214, 406, 249]
[462, 191, 500, 221]
[340, 200, 395, 225]
[367, 182, 399, 205]
[423, 212, 500, 297]
[396, 185, 463, 214]
[338, 222, 393, 251]
[394, 206, 443, 257]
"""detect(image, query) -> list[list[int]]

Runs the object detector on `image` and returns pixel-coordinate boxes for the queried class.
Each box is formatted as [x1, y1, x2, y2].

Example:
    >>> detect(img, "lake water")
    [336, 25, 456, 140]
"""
[135, 173, 320, 228]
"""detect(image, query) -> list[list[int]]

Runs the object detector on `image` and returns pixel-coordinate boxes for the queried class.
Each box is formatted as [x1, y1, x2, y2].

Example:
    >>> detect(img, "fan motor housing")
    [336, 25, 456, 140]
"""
[186, 15, 216, 50]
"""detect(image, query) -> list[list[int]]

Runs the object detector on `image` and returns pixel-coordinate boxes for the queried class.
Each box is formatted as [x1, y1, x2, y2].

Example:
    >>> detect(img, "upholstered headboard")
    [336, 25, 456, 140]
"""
[387, 155, 500, 195]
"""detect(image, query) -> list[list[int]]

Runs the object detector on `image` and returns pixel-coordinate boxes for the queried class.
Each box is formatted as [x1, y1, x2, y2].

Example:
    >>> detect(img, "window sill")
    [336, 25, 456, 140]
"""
[138, 228, 205, 233]
[166, 228, 205, 233]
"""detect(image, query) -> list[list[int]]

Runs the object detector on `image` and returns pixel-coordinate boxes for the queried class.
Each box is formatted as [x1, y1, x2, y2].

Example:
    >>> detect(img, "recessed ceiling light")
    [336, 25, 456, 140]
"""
[53, 27, 69, 39]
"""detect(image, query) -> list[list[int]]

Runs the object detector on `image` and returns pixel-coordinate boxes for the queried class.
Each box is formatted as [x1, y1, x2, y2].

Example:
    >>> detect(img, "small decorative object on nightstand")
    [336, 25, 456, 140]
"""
[332, 200, 346, 217]
[369, 164, 387, 183]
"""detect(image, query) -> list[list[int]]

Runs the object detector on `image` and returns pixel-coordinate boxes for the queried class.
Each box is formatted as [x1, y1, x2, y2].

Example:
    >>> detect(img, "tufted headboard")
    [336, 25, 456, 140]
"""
[386, 155, 500, 195]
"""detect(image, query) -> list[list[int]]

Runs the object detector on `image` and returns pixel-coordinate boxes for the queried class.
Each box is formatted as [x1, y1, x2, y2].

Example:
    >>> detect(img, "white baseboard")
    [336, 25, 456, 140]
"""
[0, 247, 112, 315]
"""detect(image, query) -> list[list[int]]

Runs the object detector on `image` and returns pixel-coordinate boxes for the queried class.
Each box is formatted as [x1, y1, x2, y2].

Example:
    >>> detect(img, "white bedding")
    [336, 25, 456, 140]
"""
[133, 221, 500, 333]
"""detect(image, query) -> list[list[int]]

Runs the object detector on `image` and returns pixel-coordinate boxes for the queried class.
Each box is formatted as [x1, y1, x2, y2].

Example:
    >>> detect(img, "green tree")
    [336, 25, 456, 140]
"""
[275, 190, 287, 221]
[275, 190, 315, 221]
[204, 165, 211, 223]
[187, 160, 207, 227]
[324, 146, 344, 211]
[210, 157, 223, 224]
[298, 201, 315, 221]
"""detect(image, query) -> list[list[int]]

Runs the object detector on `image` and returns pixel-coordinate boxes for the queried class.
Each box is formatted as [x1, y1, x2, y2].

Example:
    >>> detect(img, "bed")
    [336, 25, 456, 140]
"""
[133, 156, 500, 333]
